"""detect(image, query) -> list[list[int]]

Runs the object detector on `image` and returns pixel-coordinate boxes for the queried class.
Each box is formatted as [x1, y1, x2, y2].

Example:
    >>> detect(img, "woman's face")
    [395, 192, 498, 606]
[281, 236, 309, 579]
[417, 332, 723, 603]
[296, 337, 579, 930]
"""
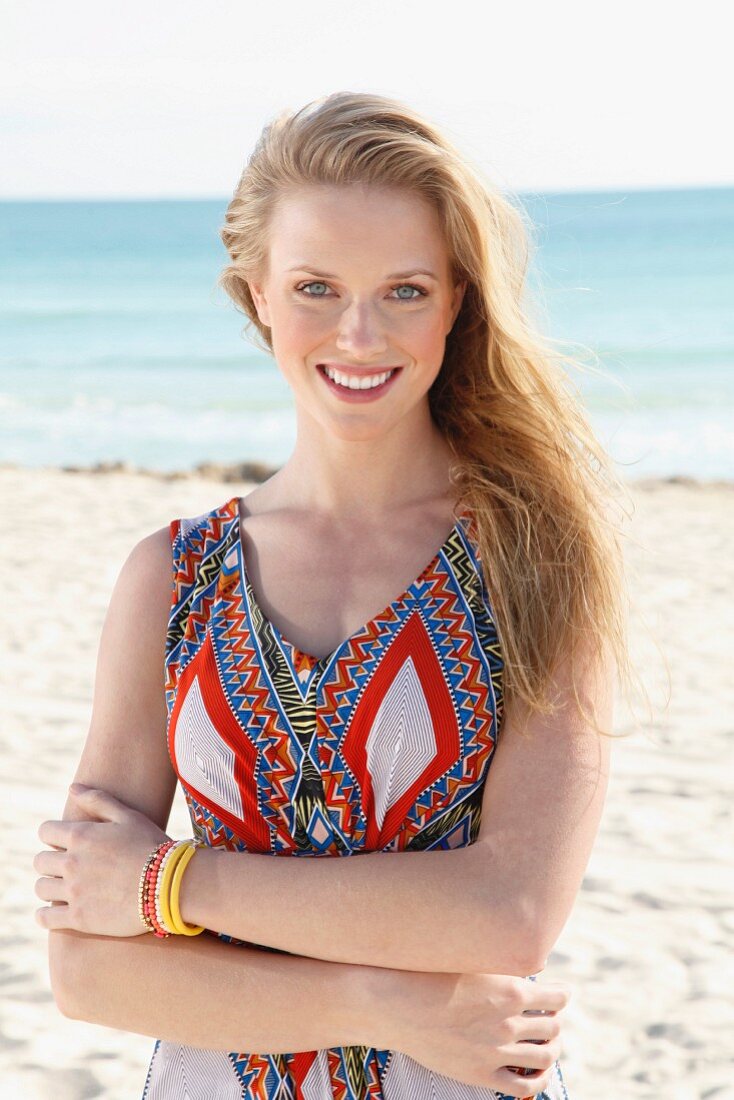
[247, 183, 466, 440]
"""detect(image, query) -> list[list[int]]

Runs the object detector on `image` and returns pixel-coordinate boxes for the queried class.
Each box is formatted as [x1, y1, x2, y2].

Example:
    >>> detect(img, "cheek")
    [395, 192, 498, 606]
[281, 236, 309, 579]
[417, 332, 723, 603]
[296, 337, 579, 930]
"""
[269, 307, 325, 362]
[402, 312, 451, 358]
[275, 306, 329, 348]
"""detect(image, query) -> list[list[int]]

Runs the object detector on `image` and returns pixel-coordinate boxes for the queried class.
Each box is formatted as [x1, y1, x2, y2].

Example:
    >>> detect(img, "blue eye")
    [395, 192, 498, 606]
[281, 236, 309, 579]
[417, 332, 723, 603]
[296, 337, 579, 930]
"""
[295, 281, 426, 300]
[392, 284, 425, 300]
[296, 281, 330, 297]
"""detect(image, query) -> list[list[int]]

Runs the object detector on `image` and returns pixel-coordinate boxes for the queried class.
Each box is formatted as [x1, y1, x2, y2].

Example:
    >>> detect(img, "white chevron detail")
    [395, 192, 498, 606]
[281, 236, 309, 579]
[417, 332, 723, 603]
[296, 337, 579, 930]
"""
[366, 656, 437, 829]
[179, 510, 216, 539]
[300, 1048, 334, 1099]
[175, 673, 244, 820]
[143, 1040, 243, 1098]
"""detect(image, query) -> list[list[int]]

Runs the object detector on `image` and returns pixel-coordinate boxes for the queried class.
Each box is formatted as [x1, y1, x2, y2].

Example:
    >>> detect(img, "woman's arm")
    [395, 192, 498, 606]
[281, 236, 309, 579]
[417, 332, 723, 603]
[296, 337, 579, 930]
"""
[177, 644, 612, 976]
[51, 926, 387, 1054]
[42, 529, 391, 1051]
[178, 841, 537, 976]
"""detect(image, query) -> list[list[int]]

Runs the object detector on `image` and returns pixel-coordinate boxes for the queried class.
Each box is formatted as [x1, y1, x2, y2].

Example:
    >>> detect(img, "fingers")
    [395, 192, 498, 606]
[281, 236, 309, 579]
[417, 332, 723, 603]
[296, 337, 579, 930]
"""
[37, 815, 99, 847]
[503, 1036, 561, 1075]
[515, 1011, 563, 1044]
[32, 849, 65, 875]
[34, 864, 69, 934]
[37, 819, 74, 848]
[524, 981, 571, 1013]
[67, 785, 130, 822]
[34, 903, 72, 930]
[508, 1034, 560, 1068]
[34, 875, 67, 903]
[496, 1062, 555, 1097]
[496, 981, 568, 1095]
[37, 786, 131, 848]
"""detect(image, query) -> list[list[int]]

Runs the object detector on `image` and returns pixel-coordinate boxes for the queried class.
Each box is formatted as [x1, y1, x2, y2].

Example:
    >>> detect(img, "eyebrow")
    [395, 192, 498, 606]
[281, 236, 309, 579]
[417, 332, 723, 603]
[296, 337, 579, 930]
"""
[286, 265, 439, 281]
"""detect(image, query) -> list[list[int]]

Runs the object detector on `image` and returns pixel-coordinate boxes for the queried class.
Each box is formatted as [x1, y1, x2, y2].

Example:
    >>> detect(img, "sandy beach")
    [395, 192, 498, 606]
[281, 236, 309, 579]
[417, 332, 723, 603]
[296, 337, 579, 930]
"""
[1, 463, 732, 1099]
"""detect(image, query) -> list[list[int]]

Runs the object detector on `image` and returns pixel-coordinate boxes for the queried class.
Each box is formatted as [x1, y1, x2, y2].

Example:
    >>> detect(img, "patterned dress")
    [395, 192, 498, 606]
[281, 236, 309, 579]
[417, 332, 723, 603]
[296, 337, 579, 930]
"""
[141, 495, 570, 1100]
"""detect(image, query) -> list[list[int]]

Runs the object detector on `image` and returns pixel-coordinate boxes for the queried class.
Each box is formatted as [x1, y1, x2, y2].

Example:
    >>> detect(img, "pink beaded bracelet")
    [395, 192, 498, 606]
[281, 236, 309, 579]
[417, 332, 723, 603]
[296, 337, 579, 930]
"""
[139, 839, 176, 937]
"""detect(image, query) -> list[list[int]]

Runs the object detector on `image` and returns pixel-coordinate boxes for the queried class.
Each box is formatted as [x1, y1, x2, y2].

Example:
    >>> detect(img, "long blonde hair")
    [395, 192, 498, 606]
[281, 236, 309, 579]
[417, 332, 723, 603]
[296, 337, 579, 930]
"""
[217, 91, 646, 739]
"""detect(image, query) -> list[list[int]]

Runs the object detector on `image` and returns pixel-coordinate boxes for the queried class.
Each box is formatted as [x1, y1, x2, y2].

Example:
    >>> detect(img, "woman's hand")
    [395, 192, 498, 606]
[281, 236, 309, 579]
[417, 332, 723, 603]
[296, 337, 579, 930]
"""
[33, 784, 170, 937]
[374, 968, 570, 1099]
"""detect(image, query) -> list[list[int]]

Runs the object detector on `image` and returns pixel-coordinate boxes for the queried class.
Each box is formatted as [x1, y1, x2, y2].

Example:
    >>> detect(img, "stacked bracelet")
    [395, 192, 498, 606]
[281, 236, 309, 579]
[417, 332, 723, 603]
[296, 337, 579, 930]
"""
[139, 839, 176, 937]
[138, 838, 205, 937]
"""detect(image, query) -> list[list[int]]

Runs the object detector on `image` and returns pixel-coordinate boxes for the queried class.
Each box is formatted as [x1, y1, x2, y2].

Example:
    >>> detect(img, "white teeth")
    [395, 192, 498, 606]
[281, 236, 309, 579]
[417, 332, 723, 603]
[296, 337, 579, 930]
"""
[323, 366, 394, 390]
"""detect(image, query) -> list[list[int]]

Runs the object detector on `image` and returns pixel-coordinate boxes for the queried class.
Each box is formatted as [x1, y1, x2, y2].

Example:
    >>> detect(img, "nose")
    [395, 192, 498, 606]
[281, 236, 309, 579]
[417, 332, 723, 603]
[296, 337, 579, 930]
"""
[335, 300, 389, 359]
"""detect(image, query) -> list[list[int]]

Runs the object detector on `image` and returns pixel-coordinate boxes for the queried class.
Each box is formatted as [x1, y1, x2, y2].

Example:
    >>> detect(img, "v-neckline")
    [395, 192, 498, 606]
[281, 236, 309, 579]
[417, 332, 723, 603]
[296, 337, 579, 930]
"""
[228, 494, 468, 667]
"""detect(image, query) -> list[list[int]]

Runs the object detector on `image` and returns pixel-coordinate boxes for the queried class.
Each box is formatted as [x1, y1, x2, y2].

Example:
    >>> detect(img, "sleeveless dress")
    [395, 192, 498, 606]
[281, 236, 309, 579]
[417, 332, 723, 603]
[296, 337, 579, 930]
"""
[141, 495, 570, 1100]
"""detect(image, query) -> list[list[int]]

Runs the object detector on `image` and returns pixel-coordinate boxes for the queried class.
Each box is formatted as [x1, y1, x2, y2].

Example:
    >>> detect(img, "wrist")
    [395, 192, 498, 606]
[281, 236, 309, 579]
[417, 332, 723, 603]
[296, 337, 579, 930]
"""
[349, 963, 419, 1052]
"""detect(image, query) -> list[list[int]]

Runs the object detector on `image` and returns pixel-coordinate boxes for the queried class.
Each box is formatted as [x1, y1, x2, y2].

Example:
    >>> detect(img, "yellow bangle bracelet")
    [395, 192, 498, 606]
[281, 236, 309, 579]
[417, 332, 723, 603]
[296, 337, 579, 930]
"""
[157, 841, 190, 934]
[168, 841, 205, 935]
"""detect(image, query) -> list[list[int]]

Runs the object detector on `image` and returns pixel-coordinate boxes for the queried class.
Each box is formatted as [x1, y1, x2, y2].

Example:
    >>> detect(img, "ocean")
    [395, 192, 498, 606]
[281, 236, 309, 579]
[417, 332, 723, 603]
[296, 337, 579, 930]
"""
[1, 186, 732, 479]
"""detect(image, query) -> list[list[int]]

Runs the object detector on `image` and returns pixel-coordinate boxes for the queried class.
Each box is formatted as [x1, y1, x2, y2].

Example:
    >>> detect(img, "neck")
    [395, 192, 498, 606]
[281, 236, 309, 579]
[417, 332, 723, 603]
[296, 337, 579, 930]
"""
[271, 410, 455, 521]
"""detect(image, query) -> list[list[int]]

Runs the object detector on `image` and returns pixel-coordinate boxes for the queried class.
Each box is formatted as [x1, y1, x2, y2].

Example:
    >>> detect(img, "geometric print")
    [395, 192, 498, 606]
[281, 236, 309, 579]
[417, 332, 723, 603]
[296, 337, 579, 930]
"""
[142, 495, 570, 1100]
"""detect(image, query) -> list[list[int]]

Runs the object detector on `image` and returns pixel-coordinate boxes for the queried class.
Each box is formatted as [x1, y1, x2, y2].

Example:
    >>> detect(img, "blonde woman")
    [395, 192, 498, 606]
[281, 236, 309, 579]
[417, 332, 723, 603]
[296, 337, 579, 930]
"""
[35, 92, 631, 1099]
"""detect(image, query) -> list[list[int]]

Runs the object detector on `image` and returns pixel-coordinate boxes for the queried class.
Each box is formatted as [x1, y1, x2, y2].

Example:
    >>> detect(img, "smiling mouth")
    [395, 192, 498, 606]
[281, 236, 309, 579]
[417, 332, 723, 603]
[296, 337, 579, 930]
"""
[318, 364, 402, 391]
[316, 363, 403, 399]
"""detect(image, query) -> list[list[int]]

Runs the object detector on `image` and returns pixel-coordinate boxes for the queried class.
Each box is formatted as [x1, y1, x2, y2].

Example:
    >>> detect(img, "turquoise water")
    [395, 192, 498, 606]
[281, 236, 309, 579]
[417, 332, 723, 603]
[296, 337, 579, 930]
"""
[1, 187, 732, 478]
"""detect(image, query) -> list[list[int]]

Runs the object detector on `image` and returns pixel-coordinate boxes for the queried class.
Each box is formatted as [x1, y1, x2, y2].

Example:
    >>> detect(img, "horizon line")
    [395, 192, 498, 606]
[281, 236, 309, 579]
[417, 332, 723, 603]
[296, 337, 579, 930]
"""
[0, 181, 732, 203]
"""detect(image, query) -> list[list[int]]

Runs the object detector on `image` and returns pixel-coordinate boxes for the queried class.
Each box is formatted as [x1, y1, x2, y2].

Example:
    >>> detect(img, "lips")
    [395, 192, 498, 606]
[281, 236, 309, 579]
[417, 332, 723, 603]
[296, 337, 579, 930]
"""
[316, 363, 402, 400]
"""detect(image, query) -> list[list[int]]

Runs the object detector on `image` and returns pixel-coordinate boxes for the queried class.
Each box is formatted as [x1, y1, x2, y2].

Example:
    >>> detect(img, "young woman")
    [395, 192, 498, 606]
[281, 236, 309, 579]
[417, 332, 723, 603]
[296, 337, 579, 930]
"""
[34, 92, 632, 1099]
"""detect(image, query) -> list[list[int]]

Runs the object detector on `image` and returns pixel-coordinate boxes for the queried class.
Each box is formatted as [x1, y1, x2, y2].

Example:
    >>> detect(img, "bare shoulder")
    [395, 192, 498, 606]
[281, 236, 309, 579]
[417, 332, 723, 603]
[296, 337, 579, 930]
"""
[122, 523, 174, 590]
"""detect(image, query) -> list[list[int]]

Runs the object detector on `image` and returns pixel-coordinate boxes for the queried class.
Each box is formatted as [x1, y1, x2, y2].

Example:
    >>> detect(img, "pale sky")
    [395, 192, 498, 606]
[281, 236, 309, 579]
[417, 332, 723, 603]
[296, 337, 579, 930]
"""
[1, 0, 729, 199]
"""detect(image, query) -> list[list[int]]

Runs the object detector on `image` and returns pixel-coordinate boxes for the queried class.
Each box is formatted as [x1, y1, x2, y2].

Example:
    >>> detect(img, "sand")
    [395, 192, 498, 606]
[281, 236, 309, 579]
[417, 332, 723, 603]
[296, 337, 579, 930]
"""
[1, 464, 732, 1099]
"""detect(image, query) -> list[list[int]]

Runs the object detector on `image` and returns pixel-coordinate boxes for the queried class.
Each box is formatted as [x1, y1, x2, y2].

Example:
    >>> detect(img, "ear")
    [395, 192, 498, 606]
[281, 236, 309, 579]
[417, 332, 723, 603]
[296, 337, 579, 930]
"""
[448, 280, 467, 332]
[247, 279, 272, 328]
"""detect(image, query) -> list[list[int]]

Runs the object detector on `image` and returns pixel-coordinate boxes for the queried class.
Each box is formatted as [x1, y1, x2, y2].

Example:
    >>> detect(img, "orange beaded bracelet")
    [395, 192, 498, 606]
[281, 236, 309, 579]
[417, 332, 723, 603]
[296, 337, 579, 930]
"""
[138, 838, 205, 937]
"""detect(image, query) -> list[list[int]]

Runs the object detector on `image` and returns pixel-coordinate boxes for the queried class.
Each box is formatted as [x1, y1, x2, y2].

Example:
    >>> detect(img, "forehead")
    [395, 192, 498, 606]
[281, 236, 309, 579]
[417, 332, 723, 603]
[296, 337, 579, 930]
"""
[268, 184, 450, 274]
